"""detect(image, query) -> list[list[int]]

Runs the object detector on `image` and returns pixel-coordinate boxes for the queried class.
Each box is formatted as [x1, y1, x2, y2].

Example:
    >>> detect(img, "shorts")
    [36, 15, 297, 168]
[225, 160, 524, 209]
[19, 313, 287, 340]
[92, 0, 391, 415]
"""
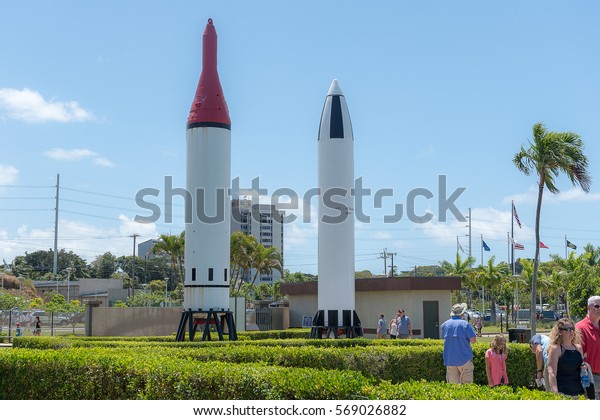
[446, 360, 474, 384]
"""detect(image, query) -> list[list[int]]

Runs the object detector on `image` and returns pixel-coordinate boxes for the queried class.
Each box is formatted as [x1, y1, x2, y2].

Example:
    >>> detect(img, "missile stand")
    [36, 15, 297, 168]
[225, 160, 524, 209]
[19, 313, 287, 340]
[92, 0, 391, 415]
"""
[309, 309, 363, 339]
[175, 309, 237, 341]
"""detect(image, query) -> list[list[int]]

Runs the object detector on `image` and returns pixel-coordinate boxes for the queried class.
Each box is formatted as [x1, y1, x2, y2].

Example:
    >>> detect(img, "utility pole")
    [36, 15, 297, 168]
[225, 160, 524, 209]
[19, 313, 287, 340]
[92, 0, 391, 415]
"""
[53, 174, 60, 281]
[379, 248, 388, 276]
[130, 234, 140, 298]
[387, 252, 397, 277]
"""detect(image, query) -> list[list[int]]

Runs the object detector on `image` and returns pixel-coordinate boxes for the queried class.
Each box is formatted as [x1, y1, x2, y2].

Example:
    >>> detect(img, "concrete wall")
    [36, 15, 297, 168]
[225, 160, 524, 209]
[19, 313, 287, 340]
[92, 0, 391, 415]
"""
[89, 297, 246, 336]
[90, 307, 182, 336]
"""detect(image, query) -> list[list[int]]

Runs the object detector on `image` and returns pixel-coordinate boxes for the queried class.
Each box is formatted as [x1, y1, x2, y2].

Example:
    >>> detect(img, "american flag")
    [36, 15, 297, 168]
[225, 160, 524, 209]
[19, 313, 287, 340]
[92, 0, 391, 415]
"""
[510, 236, 524, 250]
[513, 203, 522, 228]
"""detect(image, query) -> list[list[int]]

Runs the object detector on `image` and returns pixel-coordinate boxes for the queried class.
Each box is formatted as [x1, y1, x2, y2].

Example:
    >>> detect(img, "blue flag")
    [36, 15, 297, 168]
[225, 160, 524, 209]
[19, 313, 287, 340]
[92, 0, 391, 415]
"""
[482, 240, 490, 251]
[566, 240, 577, 250]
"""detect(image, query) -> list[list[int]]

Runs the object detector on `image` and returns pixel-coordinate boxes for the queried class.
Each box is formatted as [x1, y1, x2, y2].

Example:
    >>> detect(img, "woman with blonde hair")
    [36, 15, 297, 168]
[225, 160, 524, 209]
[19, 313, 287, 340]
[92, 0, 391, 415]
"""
[485, 334, 508, 387]
[547, 318, 585, 397]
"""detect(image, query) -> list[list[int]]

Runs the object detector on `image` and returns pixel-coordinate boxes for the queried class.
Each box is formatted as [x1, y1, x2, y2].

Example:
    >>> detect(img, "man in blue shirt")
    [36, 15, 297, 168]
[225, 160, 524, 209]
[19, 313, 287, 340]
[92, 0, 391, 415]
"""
[529, 333, 550, 390]
[441, 303, 477, 384]
[396, 309, 413, 339]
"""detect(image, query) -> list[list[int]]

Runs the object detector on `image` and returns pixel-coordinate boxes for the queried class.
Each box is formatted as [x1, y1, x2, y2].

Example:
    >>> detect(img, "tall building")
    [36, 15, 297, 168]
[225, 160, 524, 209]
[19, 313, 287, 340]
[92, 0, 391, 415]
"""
[231, 199, 284, 284]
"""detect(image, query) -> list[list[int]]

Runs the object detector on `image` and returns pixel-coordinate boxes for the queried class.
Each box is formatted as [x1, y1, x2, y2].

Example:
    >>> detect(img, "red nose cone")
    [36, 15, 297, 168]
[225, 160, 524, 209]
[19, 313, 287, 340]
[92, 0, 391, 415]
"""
[187, 18, 231, 129]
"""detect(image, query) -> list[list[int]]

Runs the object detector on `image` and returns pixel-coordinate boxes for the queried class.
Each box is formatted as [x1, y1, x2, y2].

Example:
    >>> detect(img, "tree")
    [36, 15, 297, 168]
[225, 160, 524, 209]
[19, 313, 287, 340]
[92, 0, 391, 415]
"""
[513, 122, 591, 335]
[64, 299, 85, 334]
[475, 256, 509, 323]
[15, 249, 89, 280]
[152, 233, 185, 287]
[230, 232, 257, 292]
[251, 244, 283, 287]
[0, 290, 26, 311]
[89, 252, 118, 278]
[440, 253, 476, 302]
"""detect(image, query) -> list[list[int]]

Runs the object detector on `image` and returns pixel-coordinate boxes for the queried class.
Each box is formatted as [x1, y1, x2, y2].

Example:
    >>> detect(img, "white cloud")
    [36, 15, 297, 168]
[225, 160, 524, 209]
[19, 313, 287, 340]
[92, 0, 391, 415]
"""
[504, 186, 600, 206]
[43, 148, 114, 167]
[416, 206, 534, 257]
[1, 218, 160, 264]
[0, 88, 95, 123]
[0, 164, 18, 185]
[44, 148, 96, 161]
[92, 157, 115, 167]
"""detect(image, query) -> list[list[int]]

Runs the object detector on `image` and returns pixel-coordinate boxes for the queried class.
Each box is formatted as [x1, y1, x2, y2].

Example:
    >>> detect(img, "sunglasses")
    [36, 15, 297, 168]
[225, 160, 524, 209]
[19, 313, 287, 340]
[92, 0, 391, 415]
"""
[560, 327, 575, 332]
[593, 304, 600, 309]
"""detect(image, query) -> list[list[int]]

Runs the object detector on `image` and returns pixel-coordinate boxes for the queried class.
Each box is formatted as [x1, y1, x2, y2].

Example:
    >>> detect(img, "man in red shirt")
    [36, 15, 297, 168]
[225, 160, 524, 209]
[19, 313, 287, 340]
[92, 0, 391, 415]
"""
[576, 295, 600, 399]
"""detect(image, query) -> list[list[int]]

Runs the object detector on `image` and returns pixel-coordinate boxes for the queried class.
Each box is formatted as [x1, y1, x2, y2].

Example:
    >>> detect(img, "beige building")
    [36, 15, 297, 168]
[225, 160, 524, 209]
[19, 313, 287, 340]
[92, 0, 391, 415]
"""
[33, 278, 128, 307]
[280, 276, 461, 338]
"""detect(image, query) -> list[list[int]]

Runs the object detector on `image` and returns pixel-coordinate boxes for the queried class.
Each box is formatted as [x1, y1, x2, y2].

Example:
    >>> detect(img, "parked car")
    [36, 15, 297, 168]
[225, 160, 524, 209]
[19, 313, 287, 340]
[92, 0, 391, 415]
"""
[484, 309, 507, 322]
[30, 310, 70, 326]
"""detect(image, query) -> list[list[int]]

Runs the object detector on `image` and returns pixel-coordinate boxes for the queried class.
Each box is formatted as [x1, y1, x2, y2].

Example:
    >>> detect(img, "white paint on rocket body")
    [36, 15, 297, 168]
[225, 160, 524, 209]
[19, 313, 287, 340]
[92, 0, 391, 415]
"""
[317, 79, 355, 324]
[184, 126, 231, 311]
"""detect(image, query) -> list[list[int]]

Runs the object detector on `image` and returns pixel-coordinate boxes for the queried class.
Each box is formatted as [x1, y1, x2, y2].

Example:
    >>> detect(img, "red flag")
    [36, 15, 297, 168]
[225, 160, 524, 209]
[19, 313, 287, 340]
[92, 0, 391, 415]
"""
[540, 241, 549, 249]
[513, 203, 522, 228]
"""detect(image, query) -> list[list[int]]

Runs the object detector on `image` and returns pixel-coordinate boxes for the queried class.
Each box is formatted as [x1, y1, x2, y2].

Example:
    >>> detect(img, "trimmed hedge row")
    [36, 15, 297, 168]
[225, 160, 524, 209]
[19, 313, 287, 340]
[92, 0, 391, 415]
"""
[12, 337, 536, 387]
[0, 348, 565, 400]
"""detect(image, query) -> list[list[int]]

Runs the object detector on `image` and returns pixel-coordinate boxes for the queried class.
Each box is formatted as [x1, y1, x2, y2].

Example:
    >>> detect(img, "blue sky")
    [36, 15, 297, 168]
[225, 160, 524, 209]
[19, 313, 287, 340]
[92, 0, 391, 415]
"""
[1, 1, 599, 275]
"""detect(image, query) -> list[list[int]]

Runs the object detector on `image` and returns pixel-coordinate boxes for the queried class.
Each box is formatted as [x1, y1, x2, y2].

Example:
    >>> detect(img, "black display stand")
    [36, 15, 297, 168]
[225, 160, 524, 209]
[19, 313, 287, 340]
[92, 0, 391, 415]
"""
[309, 309, 362, 339]
[175, 309, 237, 341]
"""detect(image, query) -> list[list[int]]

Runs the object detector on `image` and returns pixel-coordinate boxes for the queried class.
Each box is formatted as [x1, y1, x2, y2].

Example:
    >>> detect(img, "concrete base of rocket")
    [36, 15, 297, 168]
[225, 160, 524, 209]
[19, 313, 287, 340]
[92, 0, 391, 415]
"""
[175, 309, 237, 341]
[309, 309, 363, 339]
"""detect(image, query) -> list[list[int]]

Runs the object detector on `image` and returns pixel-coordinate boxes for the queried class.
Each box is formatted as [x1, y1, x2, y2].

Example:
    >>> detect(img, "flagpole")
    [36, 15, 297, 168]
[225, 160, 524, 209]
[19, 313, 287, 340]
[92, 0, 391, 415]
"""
[565, 235, 567, 259]
[511, 201, 515, 275]
[480, 234, 484, 266]
[507, 232, 510, 264]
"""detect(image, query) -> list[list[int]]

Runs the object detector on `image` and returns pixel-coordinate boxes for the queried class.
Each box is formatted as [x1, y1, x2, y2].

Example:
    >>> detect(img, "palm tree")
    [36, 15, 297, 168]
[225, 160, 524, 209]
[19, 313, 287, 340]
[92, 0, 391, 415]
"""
[476, 256, 509, 323]
[513, 122, 591, 335]
[440, 253, 476, 302]
[230, 232, 257, 293]
[251, 244, 283, 287]
[152, 233, 185, 287]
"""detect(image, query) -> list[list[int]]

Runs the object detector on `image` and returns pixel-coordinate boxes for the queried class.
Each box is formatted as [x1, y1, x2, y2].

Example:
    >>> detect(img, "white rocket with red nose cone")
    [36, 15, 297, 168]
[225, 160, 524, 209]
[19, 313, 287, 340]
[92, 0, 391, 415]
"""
[184, 18, 231, 311]
[313, 79, 362, 338]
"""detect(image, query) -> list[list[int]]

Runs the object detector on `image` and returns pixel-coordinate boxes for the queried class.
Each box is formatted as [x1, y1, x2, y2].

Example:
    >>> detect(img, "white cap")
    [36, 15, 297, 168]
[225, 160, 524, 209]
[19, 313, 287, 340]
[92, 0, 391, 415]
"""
[327, 79, 344, 96]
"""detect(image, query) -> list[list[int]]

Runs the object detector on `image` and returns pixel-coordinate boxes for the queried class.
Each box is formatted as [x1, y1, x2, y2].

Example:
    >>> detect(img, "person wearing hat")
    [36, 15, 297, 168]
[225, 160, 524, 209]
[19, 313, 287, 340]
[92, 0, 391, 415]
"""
[529, 333, 550, 391]
[441, 303, 477, 384]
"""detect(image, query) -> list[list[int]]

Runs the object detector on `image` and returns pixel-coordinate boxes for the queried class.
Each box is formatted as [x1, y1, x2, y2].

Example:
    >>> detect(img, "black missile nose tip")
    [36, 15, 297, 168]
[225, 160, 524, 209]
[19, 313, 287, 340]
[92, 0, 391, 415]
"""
[208, 18, 213, 25]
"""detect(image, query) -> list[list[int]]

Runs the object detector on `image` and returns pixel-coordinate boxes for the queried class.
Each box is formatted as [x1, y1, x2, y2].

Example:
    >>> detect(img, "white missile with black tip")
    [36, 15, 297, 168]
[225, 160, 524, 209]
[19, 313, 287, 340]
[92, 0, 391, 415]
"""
[184, 18, 231, 311]
[314, 79, 361, 337]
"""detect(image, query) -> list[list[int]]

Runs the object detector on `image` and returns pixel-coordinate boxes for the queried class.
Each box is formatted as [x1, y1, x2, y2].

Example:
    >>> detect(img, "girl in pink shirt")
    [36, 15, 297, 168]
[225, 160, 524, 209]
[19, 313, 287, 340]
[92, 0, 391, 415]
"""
[486, 334, 509, 387]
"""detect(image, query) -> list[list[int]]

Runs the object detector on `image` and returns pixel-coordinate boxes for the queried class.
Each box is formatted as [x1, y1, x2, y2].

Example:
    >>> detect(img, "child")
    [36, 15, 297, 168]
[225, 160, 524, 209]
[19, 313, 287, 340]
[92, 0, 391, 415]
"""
[474, 316, 483, 337]
[389, 318, 398, 339]
[485, 334, 508, 387]
[15, 322, 22, 337]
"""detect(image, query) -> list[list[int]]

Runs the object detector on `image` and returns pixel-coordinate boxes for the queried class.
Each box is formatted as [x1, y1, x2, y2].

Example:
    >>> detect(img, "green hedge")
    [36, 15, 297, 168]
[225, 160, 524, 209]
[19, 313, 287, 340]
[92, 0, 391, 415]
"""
[0, 348, 566, 400]
[12, 337, 536, 387]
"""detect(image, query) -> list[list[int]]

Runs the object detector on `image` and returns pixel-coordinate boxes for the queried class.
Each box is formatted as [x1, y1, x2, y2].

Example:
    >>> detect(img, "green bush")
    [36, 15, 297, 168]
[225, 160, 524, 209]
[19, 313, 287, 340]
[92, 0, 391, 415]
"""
[11, 336, 537, 388]
[0, 347, 566, 400]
